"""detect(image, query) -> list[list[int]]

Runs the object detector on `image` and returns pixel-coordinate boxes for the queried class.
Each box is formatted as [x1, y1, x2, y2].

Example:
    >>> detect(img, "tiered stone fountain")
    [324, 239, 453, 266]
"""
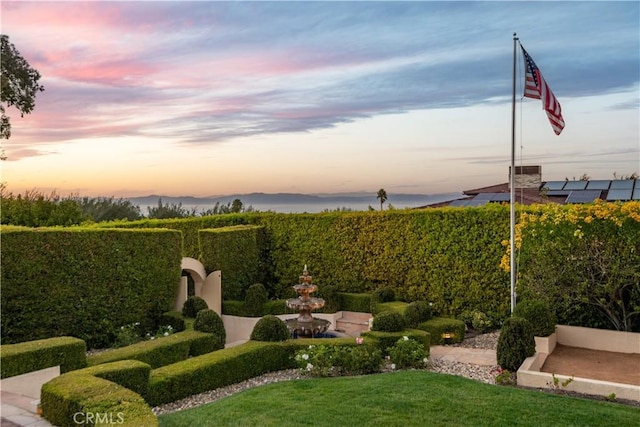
[285, 265, 331, 338]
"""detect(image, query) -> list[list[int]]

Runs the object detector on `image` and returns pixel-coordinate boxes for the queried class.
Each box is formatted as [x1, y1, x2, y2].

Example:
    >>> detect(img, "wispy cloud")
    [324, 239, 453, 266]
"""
[2, 1, 638, 161]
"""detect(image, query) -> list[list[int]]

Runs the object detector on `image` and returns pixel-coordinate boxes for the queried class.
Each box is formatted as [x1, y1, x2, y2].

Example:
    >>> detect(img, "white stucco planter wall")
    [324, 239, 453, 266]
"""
[517, 325, 640, 402]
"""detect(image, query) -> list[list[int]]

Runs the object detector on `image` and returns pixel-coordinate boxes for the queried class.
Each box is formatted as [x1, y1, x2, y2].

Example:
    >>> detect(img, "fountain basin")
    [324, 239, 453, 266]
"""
[285, 317, 331, 338]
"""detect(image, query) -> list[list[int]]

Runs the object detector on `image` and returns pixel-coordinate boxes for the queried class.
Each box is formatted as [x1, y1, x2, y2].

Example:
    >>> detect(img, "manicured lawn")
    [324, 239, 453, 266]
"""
[158, 370, 639, 426]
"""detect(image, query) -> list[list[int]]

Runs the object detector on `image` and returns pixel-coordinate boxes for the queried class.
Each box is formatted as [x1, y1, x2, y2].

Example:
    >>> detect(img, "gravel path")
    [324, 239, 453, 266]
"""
[153, 331, 500, 416]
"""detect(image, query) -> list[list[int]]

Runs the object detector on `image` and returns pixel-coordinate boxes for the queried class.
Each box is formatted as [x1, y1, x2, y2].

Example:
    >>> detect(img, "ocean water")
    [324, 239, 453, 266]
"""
[135, 193, 462, 215]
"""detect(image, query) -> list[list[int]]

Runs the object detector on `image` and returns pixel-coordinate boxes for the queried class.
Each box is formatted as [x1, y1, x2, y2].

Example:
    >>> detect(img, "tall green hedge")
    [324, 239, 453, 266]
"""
[199, 225, 267, 300]
[97, 207, 513, 321]
[1, 227, 183, 346]
[94, 215, 248, 258]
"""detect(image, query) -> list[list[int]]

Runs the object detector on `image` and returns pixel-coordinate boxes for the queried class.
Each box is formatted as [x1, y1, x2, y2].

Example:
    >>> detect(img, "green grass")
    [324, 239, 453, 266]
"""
[158, 370, 639, 427]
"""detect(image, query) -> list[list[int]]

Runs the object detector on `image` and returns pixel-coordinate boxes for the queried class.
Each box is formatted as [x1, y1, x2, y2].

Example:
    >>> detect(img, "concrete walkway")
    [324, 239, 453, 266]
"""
[1, 391, 51, 427]
[429, 345, 497, 366]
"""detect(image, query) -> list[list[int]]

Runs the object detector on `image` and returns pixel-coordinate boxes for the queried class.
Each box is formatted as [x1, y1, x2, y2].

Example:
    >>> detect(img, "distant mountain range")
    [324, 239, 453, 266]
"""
[127, 192, 464, 213]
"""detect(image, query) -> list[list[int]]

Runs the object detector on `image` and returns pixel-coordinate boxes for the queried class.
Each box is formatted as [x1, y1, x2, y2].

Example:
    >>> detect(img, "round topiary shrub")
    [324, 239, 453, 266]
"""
[194, 309, 226, 349]
[243, 283, 268, 317]
[250, 315, 291, 342]
[496, 316, 536, 372]
[404, 301, 433, 328]
[371, 311, 406, 332]
[182, 296, 209, 318]
[370, 286, 396, 314]
[513, 299, 557, 337]
[373, 287, 395, 303]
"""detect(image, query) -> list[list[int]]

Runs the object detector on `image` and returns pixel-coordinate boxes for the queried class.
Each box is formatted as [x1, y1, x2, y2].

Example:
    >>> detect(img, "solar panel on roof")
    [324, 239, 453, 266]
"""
[606, 189, 633, 201]
[491, 193, 511, 202]
[545, 190, 571, 197]
[541, 181, 566, 191]
[610, 180, 634, 190]
[586, 180, 612, 190]
[633, 188, 640, 200]
[566, 190, 602, 204]
[473, 193, 495, 200]
[563, 181, 588, 190]
[467, 200, 489, 207]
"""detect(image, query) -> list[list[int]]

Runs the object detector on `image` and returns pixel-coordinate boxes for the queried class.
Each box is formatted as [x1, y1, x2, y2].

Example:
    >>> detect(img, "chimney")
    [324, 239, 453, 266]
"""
[509, 165, 542, 189]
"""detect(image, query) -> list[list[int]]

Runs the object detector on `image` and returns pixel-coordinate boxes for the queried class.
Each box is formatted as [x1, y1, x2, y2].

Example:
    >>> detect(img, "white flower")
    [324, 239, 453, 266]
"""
[167, 325, 173, 331]
[423, 358, 429, 364]
[163, 332, 169, 336]
[306, 363, 314, 371]
[302, 354, 309, 360]
[403, 336, 409, 341]
[391, 363, 396, 370]
[150, 336, 155, 340]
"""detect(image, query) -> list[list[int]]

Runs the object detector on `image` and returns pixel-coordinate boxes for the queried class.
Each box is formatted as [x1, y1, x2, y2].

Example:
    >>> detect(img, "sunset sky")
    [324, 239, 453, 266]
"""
[1, 1, 638, 197]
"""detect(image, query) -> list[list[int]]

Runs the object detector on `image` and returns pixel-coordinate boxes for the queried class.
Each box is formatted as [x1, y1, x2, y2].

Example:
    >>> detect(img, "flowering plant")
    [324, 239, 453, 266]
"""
[114, 322, 143, 347]
[387, 336, 429, 370]
[492, 367, 516, 386]
[294, 343, 382, 377]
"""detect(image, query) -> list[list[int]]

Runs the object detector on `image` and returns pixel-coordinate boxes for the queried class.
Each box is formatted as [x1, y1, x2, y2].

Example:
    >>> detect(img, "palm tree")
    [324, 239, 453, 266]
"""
[376, 188, 388, 211]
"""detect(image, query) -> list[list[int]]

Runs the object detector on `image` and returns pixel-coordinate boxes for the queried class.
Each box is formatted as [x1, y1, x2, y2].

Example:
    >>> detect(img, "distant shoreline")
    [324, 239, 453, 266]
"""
[128, 192, 464, 214]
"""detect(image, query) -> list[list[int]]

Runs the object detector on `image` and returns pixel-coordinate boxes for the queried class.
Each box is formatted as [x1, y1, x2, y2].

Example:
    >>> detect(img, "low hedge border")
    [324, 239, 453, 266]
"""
[417, 317, 466, 345]
[145, 340, 293, 406]
[374, 301, 409, 315]
[87, 331, 220, 368]
[361, 330, 430, 355]
[338, 293, 372, 312]
[0, 336, 86, 379]
[41, 371, 157, 427]
[80, 360, 151, 396]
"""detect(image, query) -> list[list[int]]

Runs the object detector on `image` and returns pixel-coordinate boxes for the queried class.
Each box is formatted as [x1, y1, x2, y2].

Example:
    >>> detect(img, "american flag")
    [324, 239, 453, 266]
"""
[521, 45, 565, 135]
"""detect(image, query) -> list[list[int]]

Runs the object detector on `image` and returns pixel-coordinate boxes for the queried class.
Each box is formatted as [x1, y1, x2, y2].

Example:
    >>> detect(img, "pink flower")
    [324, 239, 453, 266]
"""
[355, 337, 364, 345]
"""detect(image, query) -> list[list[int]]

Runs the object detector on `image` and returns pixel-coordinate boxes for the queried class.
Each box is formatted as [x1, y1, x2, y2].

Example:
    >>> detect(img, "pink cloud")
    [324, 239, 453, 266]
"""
[3, 147, 57, 161]
[51, 60, 158, 86]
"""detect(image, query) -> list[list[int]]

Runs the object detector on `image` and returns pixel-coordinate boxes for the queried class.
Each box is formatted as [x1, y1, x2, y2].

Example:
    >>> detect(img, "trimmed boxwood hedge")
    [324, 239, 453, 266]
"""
[41, 372, 157, 427]
[0, 336, 86, 379]
[87, 331, 220, 368]
[79, 360, 151, 396]
[145, 341, 292, 406]
[417, 317, 466, 345]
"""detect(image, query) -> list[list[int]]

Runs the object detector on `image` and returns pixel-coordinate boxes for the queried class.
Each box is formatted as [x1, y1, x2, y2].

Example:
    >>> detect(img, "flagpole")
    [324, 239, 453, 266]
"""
[510, 33, 518, 314]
